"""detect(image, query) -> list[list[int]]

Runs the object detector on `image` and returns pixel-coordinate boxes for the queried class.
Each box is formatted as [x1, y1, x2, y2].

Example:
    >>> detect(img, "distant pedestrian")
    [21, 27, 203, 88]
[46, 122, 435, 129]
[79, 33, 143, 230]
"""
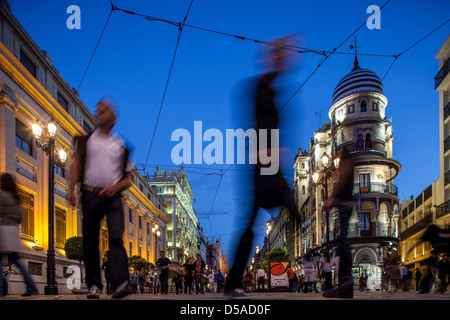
[299, 250, 318, 293]
[320, 250, 333, 291]
[244, 267, 254, 293]
[156, 250, 171, 294]
[286, 264, 295, 292]
[183, 257, 195, 294]
[414, 268, 422, 291]
[384, 248, 400, 293]
[194, 254, 206, 294]
[256, 266, 266, 293]
[437, 254, 450, 293]
[0, 173, 39, 297]
[215, 269, 224, 293]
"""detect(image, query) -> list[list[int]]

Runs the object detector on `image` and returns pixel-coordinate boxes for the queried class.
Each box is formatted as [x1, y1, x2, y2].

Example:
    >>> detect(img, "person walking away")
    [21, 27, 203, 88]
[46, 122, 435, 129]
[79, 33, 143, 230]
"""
[215, 269, 224, 293]
[0, 173, 39, 296]
[322, 145, 355, 298]
[194, 254, 206, 294]
[286, 265, 295, 292]
[256, 266, 266, 293]
[298, 274, 304, 293]
[320, 250, 333, 291]
[299, 250, 317, 293]
[224, 35, 301, 300]
[156, 250, 171, 294]
[131, 271, 139, 293]
[69, 97, 133, 299]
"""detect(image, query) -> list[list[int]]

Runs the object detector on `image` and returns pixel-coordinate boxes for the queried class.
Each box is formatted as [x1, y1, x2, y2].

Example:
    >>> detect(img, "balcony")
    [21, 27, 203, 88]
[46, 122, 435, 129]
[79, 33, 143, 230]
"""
[435, 58, 450, 89]
[400, 214, 432, 240]
[446, 171, 450, 186]
[353, 182, 398, 196]
[436, 200, 450, 220]
[444, 101, 450, 122]
[445, 136, 450, 154]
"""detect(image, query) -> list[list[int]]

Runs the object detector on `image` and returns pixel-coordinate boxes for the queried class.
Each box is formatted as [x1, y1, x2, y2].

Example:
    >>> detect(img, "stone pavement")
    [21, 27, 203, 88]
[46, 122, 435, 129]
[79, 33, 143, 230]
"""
[2, 289, 450, 300]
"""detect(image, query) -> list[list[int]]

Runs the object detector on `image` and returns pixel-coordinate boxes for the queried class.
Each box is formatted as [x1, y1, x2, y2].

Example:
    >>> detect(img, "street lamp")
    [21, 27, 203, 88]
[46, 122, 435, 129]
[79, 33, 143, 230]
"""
[152, 224, 161, 264]
[266, 221, 272, 252]
[32, 119, 67, 295]
[312, 152, 340, 250]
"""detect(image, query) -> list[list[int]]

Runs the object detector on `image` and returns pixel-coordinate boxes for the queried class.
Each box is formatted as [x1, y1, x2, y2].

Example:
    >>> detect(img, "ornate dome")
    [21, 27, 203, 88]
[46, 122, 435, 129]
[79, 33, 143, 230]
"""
[332, 61, 383, 105]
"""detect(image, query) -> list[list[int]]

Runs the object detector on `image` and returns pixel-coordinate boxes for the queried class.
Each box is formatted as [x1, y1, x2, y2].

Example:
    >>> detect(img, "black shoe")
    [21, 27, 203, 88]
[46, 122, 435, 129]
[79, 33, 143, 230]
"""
[21, 290, 38, 297]
[112, 281, 130, 299]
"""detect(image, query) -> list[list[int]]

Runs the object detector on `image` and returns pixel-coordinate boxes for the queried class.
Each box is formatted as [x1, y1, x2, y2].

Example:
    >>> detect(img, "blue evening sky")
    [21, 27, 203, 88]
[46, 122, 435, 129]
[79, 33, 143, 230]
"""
[8, 0, 450, 262]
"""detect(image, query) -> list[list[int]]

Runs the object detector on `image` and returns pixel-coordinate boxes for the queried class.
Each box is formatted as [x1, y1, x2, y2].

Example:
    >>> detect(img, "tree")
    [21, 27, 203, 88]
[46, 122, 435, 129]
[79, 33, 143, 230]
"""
[318, 121, 331, 132]
[64, 236, 84, 282]
[266, 247, 290, 261]
[128, 255, 153, 274]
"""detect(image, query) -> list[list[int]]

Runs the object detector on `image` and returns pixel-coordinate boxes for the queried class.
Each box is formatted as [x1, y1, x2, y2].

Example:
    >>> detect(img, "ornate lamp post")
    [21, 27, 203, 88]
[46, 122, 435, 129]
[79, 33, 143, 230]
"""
[32, 119, 67, 295]
[312, 152, 339, 249]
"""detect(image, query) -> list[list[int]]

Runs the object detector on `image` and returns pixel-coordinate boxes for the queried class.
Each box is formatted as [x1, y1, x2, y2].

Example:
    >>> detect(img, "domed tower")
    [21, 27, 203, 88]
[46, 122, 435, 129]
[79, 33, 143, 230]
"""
[328, 58, 402, 288]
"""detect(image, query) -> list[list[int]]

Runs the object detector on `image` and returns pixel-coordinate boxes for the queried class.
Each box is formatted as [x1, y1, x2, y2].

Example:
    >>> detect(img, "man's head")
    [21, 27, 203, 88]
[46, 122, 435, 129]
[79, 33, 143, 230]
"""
[160, 250, 165, 257]
[95, 97, 117, 132]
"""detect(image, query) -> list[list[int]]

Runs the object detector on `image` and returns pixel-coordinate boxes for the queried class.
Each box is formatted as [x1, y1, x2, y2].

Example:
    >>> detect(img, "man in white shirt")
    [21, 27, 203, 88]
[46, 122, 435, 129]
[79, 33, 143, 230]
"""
[69, 97, 133, 299]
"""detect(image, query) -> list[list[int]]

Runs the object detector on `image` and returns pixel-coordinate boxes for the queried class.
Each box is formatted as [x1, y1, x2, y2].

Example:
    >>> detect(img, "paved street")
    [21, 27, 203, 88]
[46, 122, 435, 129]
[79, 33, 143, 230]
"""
[2, 290, 450, 301]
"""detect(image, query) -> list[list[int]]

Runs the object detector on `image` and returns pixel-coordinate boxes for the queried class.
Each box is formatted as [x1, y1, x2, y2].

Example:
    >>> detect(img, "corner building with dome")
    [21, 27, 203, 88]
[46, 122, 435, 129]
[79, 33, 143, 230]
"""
[293, 58, 401, 290]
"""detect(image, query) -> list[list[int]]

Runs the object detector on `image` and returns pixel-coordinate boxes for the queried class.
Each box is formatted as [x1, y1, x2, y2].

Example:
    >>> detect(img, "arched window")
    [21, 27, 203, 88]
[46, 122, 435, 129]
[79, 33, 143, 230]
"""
[357, 134, 364, 149]
[302, 185, 305, 195]
[361, 100, 367, 112]
[365, 133, 372, 148]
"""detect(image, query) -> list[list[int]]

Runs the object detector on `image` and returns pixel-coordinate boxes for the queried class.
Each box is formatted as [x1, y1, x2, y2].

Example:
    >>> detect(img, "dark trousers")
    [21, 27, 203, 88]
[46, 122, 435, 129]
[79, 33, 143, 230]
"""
[336, 204, 352, 285]
[184, 276, 193, 293]
[82, 191, 129, 290]
[160, 270, 169, 294]
[225, 172, 299, 292]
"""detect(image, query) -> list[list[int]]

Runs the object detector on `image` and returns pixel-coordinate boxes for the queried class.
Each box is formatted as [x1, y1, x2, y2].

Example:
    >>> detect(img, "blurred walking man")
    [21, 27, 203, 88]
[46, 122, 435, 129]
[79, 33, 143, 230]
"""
[69, 97, 134, 299]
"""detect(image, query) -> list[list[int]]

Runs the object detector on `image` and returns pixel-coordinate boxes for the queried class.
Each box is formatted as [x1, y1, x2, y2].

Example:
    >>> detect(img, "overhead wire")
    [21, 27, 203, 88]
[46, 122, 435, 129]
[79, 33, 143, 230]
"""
[142, 0, 195, 173]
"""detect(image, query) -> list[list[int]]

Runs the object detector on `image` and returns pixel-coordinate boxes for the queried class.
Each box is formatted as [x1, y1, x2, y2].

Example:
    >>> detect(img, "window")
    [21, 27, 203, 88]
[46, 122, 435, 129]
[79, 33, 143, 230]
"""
[20, 49, 36, 77]
[359, 174, 370, 193]
[128, 208, 133, 223]
[129, 241, 133, 256]
[357, 134, 364, 149]
[55, 207, 66, 249]
[360, 212, 371, 236]
[15, 119, 32, 155]
[28, 262, 42, 276]
[361, 100, 367, 112]
[57, 91, 69, 112]
[302, 185, 305, 195]
[83, 121, 92, 134]
[372, 102, 379, 111]
[138, 216, 142, 230]
[365, 133, 372, 149]
[55, 165, 66, 178]
[347, 104, 355, 114]
[18, 189, 34, 241]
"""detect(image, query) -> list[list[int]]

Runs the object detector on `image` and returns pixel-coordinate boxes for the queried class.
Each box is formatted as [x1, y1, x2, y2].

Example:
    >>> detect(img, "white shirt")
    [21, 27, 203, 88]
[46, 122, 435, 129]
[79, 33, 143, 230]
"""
[320, 257, 332, 273]
[82, 130, 134, 187]
[257, 269, 265, 278]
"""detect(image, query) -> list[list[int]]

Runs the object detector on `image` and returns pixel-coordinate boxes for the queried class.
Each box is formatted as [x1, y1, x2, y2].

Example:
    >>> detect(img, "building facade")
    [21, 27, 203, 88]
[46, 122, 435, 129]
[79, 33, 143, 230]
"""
[296, 58, 402, 289]
[0, 0, 168, 294]
[146, 167, 199, 271]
